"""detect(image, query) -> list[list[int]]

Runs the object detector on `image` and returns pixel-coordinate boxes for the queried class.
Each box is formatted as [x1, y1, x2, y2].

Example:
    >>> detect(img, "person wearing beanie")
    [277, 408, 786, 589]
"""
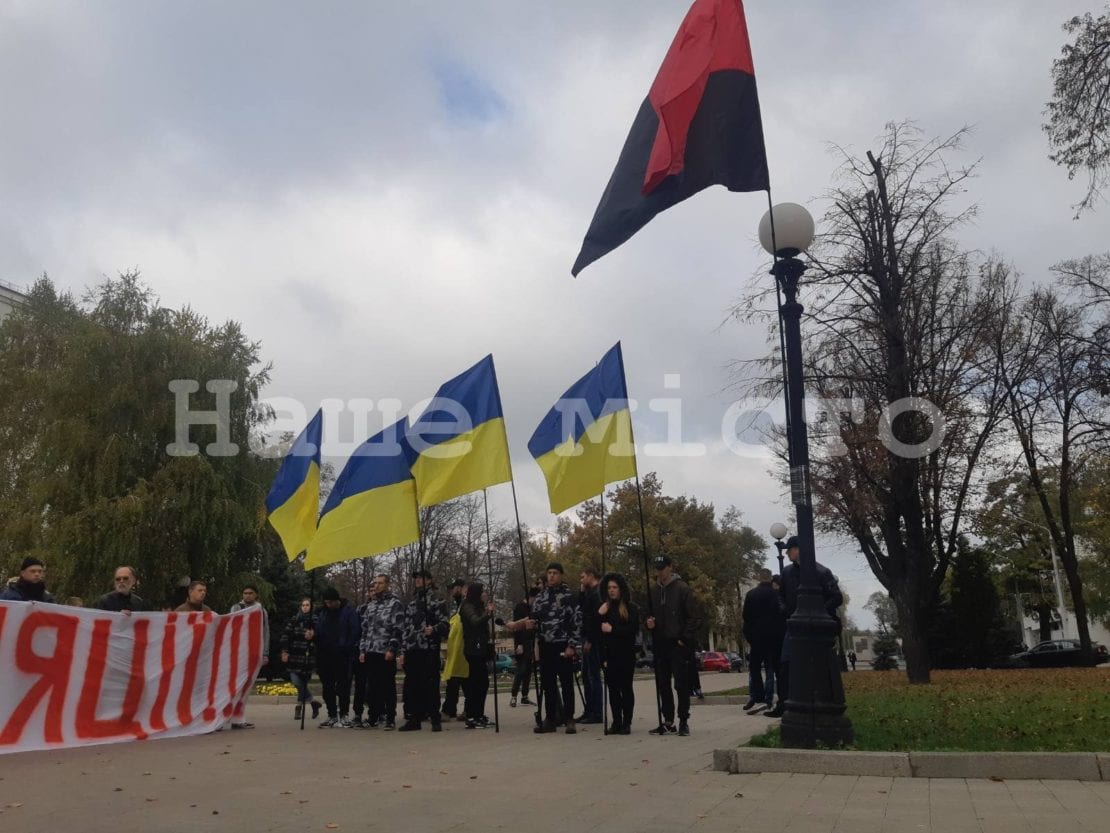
[0, 557, 54, 603]
[314, 587, 361, 727]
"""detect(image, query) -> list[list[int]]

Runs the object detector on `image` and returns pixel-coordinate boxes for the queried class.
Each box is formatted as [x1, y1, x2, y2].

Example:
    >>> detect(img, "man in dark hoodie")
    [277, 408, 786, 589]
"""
[645, 555, 702, 736]
[314, 587, 361, 728]
[92, 566, 146, 613]
[577, 568, 604, 724]
[767, 536, 843, 718]
[0, 557, 54, 603]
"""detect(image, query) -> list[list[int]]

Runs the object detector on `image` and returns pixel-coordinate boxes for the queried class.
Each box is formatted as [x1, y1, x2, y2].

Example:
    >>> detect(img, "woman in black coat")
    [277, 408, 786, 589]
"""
[280, 597, 321, 721]
[458, 582, 493, 729]
[599, 573, 640, 734]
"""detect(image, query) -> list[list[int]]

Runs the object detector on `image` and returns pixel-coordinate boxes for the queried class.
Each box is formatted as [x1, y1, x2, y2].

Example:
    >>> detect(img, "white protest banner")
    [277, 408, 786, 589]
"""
[0, 602, 265, 754]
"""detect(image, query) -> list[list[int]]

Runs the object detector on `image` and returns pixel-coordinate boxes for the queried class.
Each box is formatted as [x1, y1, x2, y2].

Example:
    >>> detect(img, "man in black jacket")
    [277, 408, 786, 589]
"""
[314, 587, 361, 727]
[509, 586, 538, 707]
[92, 566, 146, 613]
[766, 536, 843, 718]
[577, 568, 604, 724]
[741, 568, 784, 712]
[645, 556, 702, 736]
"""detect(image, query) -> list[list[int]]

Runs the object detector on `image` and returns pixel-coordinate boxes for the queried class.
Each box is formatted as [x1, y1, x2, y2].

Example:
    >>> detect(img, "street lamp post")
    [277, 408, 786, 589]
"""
[759, 203, 853, 748]
[769, 522, 788, 575]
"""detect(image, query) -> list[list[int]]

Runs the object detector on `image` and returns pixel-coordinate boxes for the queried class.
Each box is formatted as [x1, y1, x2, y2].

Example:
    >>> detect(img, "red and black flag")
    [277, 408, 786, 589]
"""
[572, 0, 769, 276]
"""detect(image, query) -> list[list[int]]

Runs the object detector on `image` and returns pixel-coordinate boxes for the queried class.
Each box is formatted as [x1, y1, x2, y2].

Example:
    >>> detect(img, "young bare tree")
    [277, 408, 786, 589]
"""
[1044, 7, 1110, 214]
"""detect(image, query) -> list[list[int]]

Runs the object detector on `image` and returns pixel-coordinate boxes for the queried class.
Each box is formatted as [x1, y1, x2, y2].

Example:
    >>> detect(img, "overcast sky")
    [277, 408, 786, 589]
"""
[2, 0, 1106, 627]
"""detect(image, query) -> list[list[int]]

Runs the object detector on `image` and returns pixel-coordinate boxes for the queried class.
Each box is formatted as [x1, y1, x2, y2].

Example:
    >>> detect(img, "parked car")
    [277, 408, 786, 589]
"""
[1009, 639, 1110, 668]
[635, 651, 655, 670]
[493, 652, 515, 673]
[700, 651, 731, 672]
[724, 651, 745, 673]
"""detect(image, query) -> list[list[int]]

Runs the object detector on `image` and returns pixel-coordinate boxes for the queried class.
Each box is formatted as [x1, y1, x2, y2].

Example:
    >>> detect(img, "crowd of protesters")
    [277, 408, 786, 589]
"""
[2, 538, 844, 737]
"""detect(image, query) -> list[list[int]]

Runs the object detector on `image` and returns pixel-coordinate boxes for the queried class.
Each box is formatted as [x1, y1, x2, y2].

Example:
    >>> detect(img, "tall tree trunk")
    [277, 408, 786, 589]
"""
[893, 584, 931, 684]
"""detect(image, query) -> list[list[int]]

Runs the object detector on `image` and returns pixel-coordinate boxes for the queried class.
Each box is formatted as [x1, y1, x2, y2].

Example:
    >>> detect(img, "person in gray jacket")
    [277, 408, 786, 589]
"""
[358, 574, 405, 730]
[398, 569, 450, 732]
[645, 556, 702, 736]
[227, 583, 270, 729]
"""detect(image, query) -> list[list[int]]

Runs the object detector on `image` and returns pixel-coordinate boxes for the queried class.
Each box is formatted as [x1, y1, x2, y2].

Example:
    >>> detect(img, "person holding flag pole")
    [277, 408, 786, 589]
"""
[526, 341, 664, 734]
[406, 354, 519, 732]
[264, 410, 324, 732]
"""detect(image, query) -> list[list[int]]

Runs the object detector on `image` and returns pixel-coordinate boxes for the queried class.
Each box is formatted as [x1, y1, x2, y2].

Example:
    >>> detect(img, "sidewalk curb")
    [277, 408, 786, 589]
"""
[714, 747, 1110, 781]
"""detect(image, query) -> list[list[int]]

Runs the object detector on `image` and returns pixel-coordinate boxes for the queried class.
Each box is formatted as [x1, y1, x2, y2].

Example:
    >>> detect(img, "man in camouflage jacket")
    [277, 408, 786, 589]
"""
[398, 569, 450, 732]
[358, 574, 405, 729]
[525, 562, 582, 735]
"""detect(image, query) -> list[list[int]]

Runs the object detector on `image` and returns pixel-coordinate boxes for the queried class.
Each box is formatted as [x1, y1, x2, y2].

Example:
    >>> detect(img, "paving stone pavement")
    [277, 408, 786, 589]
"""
[1, 673, 1108, 832]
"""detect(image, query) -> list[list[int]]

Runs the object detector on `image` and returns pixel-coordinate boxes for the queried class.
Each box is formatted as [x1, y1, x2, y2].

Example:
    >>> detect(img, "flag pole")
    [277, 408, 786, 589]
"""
[598, 490, 610, 735]
[766, 191, 793, 473]
[489, 355, 545, 728]
[482, 488, 501, 733]
[300, 564, 316, 731]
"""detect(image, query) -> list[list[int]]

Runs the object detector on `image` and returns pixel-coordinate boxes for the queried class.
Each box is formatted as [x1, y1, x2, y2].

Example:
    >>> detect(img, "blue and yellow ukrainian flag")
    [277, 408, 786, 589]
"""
[304, 418, 420, 569]
[265, 409, 323, 560]
[408, 355, 512, 507]
[528, 343, 637, 514]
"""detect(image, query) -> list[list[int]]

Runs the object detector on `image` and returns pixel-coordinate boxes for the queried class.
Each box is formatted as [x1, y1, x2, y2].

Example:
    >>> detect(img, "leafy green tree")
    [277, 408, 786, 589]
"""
[0, 273, 275, 607]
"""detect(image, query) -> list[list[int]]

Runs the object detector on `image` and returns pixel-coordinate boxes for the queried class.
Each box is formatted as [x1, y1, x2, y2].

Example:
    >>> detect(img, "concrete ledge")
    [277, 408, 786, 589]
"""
[714, 747, 1107, 781]
[910, 751, 1101, 781]
[1099, 753, 1110, 781]
[716, 747, 911, 777]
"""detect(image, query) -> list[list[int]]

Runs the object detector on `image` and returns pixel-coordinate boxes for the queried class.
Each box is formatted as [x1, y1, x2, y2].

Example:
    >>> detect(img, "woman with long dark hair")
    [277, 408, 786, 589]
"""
[599, 573, 639, 734]
[458, 581, 493, 729]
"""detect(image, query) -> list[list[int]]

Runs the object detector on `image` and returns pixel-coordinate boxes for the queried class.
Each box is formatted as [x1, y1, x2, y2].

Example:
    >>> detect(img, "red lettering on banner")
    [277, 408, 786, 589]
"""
[74, 618, 150, 741]
[176, 613, 211, 726]
[149, 614, 177, 732]
[203, 615, 230, 722]
[0, 611, 79, 745]
[231, 610, 263, 720]
[223, 614, 244, 718]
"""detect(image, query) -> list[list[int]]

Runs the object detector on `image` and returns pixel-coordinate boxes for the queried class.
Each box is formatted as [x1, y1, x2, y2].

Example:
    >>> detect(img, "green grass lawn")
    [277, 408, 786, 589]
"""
[747, 668, 1110, 752]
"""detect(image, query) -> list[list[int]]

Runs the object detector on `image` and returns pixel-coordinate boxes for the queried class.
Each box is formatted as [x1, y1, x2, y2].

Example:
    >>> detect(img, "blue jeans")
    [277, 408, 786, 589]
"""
[289, 669, 312, 704]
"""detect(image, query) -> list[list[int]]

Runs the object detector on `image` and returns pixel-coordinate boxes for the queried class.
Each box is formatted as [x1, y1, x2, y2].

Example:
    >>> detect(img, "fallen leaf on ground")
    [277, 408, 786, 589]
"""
[402, 785, 412, 789]
[6, 803, 23, 808]
[280, 791, 293, 795]
[629, 782, 638, 786]
[469, 775, 478, 780]
[439, 771, 448, 775]
[326, 824, 339, 830]
[113, 787, 123, 792]
[145, 798, 157, 803]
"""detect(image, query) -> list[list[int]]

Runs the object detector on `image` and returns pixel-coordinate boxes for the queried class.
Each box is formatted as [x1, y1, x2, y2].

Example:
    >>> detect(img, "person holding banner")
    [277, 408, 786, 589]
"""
[0, 557, 54, 603]
[174, 580, 212, 613]
[228, 584, 270, 730]
[92, 566, 145, 613]
[441, 579, 468, 721]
